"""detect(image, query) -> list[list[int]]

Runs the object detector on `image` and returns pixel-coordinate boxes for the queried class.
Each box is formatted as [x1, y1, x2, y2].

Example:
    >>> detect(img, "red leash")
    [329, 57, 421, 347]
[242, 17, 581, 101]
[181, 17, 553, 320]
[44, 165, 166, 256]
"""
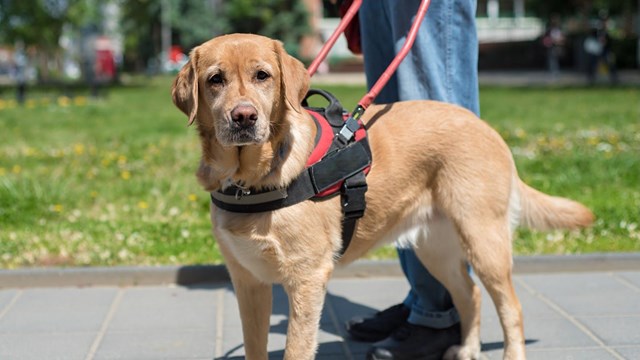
[307, 0, 363, 77]
[358, 0, 431, 109]
[307, 0, 432, 111]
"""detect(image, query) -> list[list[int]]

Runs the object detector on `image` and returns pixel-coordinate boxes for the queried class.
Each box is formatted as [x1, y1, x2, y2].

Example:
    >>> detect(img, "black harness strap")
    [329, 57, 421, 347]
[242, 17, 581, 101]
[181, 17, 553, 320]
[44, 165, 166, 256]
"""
[339, 171, 368, 254]
[210, 137, 371, 213]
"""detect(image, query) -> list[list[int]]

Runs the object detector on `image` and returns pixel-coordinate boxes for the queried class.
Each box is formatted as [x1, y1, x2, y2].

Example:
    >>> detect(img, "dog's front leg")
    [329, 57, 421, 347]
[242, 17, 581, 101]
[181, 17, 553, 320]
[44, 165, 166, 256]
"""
[222, 250, 272, 360]
[282, 266, 333, 360]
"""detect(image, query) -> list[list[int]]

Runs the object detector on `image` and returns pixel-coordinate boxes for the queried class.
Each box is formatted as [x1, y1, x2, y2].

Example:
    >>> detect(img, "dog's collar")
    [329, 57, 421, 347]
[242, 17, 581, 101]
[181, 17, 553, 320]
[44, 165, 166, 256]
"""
[211, 186, 286, 205]
[210, 133, 371, 212]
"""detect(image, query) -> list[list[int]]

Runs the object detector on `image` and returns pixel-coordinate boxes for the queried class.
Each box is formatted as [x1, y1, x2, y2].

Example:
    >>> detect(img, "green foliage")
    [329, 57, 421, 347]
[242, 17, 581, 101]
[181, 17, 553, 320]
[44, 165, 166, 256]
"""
[0, 0, 92, 47]
[223, 0, 310, 55]
[119, 0, 309, 71]
[119, 0, 162, 69]
[171, 1, 226, 48]
[0, 79, 219, 267]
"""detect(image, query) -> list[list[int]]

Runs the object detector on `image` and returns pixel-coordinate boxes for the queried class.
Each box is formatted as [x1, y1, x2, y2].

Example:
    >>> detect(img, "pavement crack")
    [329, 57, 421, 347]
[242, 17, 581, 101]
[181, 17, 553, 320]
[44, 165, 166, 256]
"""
[0, 290, 22, 321]
[515, 277, 626, 360]
[611, 273, 640, 293]
[215, 288, 225, 358]
[85, 288, 124, 360]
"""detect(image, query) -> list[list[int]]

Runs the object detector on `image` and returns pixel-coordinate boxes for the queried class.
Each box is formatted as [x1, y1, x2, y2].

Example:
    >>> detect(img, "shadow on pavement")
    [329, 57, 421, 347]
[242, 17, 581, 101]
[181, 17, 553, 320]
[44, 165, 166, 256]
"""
[481, 339, 539, 351]
[214, 285, 378, 359]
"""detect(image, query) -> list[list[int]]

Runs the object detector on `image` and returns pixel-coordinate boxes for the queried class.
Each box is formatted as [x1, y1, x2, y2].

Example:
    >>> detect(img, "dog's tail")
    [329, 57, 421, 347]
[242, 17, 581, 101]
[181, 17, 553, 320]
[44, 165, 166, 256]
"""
[518, 179, 594, 231]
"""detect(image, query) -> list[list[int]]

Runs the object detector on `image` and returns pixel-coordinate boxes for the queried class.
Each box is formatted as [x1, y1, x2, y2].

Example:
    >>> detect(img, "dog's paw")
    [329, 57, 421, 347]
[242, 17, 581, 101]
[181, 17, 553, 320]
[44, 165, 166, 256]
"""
[443, 344, 481, 360]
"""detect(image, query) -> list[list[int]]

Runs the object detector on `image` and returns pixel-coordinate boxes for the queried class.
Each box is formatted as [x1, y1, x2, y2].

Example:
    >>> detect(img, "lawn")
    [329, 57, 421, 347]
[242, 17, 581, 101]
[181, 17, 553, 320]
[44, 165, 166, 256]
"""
[1, 78, 638, 268]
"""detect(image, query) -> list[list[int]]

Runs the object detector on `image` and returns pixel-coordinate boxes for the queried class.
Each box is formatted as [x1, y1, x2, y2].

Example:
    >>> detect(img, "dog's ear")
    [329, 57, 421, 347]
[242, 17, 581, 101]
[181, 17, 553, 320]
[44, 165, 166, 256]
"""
[274, 41, 309, 113]
[171, 48, 200, 125]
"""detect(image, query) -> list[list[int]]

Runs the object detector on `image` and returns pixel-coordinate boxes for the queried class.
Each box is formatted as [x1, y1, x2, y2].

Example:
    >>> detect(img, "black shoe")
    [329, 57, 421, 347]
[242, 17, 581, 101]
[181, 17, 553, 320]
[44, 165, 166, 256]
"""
[366, 322, 461, 360]
[346, 303, 410, 342]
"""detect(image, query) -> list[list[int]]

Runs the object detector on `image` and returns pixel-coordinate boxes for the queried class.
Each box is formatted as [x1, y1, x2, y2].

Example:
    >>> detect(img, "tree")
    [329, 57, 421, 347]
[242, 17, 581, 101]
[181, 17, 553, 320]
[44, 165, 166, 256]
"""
[119, 0, 162, 72]
[1, 0, 63, 47]
[1, 0, 310, 76]
[119, 0, 310, 72]
[223, 0, 310, 55]
[171, 0, 227, 49]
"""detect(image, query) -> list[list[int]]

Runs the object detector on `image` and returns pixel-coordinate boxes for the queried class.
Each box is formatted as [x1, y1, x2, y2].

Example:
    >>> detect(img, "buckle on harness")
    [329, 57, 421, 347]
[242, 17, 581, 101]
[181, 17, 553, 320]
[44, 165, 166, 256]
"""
[341, 171, 368, 219]
[339, 171, 368, 256]
[235, 187, 251, 200]
[335, 116, 361, 148]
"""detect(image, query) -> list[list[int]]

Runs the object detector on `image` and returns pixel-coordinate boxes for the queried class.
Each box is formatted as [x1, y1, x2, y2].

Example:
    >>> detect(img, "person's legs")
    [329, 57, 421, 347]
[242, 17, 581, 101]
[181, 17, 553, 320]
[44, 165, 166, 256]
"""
[547, 48, 560, 77]
[399, 249, 460, 328]
[359, 0, 460, 331]
[604, 49, 618, 84]
[390, 0, 479, 115]
[586, 53, 598, 84]
[359, 0, 398, 104]
[360, 0, 480, 112]
[353, 0, 480, 358]
[385, 0, 479, 330]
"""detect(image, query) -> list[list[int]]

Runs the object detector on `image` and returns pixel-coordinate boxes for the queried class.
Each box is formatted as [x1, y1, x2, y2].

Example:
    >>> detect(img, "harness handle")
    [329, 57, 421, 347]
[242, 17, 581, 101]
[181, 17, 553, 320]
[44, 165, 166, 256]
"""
[301, 88, 343, 109]
[302, 89, 346, 127]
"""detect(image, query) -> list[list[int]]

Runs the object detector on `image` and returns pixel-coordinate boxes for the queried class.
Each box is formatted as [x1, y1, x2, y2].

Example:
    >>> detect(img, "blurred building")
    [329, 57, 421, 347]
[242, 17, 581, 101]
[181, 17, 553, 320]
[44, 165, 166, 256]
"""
[314, 0, 638, 71]
[315, 0, 544, 70]
[476, 0, 544, 44]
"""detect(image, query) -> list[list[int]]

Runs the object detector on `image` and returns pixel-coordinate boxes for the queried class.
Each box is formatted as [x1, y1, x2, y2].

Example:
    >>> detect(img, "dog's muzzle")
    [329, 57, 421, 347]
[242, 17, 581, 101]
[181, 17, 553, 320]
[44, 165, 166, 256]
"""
[231, 104, 258, 129]
[219, 103, 266, 145]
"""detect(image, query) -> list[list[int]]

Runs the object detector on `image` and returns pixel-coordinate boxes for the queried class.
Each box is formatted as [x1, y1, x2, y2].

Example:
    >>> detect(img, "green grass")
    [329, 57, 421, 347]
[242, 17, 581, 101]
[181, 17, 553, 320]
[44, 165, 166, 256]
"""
[479, 86, 640, 254]
[0, 78, 219, 268]
[1, 78, 638, 268]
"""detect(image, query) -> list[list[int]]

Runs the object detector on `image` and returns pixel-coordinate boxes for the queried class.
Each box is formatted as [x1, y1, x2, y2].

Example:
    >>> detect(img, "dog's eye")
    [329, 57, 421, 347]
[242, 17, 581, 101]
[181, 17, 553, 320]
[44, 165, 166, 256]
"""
[256, 70, 270, 81]
[208, 74, 224, 85]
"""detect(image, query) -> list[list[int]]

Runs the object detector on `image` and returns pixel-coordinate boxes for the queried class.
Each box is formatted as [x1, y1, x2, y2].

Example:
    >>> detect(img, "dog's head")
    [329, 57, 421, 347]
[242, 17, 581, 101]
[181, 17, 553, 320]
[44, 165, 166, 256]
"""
[171, 34, 309, 147]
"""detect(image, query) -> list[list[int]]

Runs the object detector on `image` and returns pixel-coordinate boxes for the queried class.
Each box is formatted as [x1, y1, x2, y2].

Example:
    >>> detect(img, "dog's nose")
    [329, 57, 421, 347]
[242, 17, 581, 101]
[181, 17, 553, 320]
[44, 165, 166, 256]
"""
[230, 104, 258, 128]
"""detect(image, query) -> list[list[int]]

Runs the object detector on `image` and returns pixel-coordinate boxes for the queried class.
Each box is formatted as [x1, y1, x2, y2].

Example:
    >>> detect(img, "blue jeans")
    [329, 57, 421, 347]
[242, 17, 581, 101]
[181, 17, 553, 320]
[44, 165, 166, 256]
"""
[359, 0, 479, 329]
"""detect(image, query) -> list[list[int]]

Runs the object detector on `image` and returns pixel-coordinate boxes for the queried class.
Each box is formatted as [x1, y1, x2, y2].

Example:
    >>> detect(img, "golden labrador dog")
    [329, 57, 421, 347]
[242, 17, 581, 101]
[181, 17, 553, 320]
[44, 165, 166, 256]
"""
[172, 34, 593, 360]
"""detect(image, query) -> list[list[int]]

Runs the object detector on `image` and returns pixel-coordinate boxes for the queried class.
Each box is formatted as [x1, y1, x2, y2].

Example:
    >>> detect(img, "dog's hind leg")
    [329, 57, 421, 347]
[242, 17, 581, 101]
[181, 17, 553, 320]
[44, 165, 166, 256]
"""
[413, 212, 482, 360]
[430, 149, 526, 359]
[454, 218, 526, 360]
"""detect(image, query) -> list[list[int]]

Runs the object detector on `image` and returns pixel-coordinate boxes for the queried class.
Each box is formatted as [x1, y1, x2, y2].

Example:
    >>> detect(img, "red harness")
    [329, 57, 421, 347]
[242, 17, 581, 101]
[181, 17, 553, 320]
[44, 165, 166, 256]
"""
[306, 109, 369, 198]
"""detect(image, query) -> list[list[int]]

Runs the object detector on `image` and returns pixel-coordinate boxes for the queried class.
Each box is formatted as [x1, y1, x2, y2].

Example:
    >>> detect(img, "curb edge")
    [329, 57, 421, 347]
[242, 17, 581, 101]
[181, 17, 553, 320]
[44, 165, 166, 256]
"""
[2, 253, 640, 288]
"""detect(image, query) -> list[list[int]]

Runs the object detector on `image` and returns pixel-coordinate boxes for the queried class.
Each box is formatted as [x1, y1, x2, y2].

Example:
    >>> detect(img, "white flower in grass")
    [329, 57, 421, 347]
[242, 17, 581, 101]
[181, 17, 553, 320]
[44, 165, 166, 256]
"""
[596, 142, 613, 153]
[118, 249, 130, 260]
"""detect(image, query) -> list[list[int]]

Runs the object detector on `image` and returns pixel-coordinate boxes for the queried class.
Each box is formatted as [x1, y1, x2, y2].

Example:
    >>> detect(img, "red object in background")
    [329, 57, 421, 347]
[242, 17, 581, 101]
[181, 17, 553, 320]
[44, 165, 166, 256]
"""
[94, 36, 116, 80]
[170, 45, 183, 63]
[96, 49, 115, 79]
[339, 0, 362, 55]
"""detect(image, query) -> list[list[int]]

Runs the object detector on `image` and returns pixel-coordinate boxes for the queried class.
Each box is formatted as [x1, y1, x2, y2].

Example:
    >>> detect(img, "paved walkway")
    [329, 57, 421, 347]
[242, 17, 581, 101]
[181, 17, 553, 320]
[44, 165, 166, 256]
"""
[1, 259, 640, 359]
